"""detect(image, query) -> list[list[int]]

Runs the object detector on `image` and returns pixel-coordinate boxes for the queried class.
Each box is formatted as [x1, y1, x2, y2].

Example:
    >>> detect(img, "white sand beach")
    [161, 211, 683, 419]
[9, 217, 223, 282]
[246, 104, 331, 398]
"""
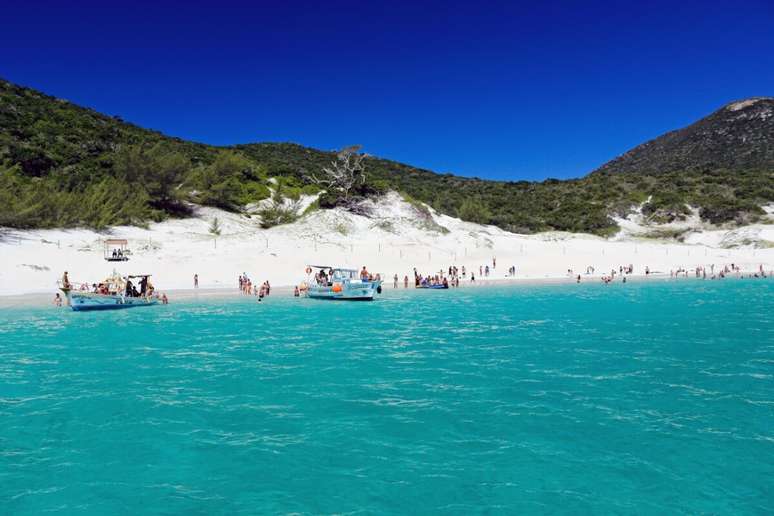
[1, 193, 772, 298]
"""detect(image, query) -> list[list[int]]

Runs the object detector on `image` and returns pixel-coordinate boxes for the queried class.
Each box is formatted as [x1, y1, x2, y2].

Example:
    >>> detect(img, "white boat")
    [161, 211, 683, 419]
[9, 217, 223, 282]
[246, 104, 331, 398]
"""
[60, 272, 158, 311]
[303, 266, 382, 301]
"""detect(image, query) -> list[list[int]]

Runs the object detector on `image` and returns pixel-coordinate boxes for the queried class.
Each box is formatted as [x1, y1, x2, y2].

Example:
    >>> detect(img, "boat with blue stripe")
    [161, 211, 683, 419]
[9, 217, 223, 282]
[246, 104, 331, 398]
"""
[60, 272, 158, 311]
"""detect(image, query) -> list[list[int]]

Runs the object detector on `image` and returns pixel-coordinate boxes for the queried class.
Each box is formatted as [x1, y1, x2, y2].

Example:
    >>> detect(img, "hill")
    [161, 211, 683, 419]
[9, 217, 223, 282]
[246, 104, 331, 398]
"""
[595, 98, 774, 175]
[1, 77, 772, 234]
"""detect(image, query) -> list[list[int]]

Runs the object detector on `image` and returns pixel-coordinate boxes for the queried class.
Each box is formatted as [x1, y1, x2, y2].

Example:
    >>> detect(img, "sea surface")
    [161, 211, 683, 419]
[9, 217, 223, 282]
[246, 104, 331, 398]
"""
[1, 279, 772, 514]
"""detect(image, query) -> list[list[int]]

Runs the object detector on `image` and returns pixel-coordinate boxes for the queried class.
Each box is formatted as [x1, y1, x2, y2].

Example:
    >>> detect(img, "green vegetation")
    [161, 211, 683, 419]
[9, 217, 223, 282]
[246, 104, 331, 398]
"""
[208, 217, 221, 236]
[257, 184, 301, 229]
[1, 78, 772, 235]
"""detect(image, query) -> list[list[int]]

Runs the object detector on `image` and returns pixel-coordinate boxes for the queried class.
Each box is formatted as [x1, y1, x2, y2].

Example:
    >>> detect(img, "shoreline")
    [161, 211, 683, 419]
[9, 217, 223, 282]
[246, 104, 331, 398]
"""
[2, 197, 771, 305]
[3, 271, 770, 309]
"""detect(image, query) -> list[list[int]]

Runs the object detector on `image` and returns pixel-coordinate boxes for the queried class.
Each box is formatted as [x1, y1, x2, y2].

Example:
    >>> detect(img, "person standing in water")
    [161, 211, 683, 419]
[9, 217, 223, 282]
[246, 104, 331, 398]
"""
[393, 274, 398, 288]
[53, 293, 62, 307]
[194, 274, 199, 288]
[293, 286, 300, 297]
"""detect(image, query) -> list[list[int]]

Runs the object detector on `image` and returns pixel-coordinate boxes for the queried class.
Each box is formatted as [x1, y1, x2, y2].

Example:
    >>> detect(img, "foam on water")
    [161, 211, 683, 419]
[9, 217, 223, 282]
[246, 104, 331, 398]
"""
[1, 280, 773, 513]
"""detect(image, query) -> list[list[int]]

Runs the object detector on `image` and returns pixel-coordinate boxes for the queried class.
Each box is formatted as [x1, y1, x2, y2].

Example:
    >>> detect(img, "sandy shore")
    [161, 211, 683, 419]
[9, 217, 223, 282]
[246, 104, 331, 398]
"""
[1, 194, 772, 302]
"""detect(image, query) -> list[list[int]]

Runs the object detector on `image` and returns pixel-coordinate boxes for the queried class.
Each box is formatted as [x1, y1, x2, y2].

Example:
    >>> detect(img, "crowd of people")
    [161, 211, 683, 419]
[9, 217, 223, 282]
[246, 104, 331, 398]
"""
[53, 255, 772, 308]
[239, 274, 271, 301]
[671, 263, 768, 280]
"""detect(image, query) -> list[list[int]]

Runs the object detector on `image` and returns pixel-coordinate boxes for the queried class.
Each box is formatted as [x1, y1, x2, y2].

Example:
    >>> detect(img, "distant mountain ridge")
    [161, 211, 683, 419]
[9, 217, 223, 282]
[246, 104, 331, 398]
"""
[594, 97, 774, 175]
[1, 77, 772, 234]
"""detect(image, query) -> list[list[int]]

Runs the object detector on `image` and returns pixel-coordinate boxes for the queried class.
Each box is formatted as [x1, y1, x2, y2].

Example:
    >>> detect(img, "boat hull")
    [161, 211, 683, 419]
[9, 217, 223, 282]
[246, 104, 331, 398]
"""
[307, 281, 381, 301]
[65, 291, 158, 311]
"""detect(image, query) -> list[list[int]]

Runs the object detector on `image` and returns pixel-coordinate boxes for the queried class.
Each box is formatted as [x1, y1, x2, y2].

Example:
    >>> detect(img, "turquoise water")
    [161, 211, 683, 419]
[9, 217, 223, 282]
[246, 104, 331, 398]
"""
[1, 280, 773, 514]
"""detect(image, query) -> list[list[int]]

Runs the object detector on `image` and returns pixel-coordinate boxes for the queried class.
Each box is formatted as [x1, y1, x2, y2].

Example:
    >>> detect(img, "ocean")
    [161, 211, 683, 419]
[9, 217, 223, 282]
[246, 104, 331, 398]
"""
[1, 279, 772, 514]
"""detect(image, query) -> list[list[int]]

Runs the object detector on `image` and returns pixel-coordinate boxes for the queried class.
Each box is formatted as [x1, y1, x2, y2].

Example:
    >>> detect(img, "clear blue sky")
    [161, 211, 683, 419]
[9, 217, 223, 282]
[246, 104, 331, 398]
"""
[2, 0, 773, 180]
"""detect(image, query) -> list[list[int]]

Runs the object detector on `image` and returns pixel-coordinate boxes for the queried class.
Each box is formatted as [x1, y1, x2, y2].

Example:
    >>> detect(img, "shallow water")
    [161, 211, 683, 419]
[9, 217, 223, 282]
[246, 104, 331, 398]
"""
[1, 279, 773, 514]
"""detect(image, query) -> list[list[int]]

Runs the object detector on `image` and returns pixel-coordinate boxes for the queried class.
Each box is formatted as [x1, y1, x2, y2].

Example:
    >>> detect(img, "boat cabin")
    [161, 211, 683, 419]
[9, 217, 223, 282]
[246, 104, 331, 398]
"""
[104, 239, 130, 262]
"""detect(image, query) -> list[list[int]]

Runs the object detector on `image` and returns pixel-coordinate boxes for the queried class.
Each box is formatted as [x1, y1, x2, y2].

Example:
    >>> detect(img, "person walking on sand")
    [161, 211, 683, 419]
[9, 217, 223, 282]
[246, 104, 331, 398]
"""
[194, 274, 199, 288]
[493, 257, 496, 269]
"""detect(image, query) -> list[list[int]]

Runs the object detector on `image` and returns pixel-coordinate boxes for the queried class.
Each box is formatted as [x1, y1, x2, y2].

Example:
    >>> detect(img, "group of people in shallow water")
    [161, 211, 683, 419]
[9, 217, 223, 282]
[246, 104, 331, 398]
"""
[671, 263, 769, 280]
[239, 274, 271, 301]
[568, 264, 636, 283]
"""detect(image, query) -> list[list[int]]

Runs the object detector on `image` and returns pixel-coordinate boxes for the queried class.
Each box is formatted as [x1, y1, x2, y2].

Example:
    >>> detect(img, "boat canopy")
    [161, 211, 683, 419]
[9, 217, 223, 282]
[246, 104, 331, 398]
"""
[104, 239, 130, 262]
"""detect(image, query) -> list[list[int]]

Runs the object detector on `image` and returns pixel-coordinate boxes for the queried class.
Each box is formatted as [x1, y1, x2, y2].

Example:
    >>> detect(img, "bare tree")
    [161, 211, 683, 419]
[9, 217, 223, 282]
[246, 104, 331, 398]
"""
[307, 145, 367, 202]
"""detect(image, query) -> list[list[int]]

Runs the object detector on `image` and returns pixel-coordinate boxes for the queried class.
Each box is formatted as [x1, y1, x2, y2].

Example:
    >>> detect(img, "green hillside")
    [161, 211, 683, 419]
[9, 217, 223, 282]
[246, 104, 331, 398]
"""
[1, 77, 772, 233]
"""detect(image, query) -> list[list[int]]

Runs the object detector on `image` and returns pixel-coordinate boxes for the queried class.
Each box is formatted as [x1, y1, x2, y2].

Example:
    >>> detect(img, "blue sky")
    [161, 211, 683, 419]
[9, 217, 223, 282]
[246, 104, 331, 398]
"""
[2, 0, 773, 180]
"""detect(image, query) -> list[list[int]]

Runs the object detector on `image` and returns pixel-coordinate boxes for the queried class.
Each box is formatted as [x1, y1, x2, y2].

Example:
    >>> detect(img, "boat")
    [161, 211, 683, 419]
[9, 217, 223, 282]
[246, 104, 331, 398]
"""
[60, 272, 158, 311]
[303, 265, 383, 301]
[416, 283, 449, 289]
